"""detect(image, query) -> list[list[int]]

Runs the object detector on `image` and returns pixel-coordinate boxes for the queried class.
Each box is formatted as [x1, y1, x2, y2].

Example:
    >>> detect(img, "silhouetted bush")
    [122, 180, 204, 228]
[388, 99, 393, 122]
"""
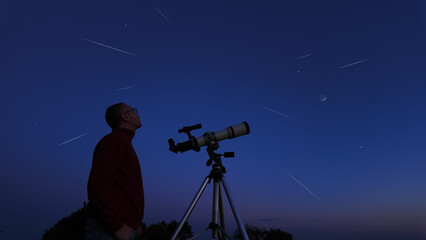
[265, 228, 292, 240]
[42, 203, 291, 240]
[41, 202, 88, 240]
[234, 224, 292, 240]
[41, 203, 193, 240]
[141, 220, 192, 240]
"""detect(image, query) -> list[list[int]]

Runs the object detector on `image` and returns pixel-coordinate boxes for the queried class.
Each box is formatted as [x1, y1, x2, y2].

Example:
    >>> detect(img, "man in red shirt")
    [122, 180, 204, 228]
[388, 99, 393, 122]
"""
[86, 103, 144, 240]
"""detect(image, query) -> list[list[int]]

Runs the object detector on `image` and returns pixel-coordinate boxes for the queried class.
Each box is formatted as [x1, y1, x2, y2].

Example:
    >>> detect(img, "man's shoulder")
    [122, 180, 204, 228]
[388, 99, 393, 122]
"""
[98, 130, 127, 144]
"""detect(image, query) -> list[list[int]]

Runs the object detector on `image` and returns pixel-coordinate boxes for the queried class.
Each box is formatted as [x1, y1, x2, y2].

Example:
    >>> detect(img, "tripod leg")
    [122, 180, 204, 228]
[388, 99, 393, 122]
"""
[171, 176, 211, 240]
[221, 177, 249, 240]
[212, 179, 220, 238]
[219, 184, 226, 240]
[216, 226, 234, 240]
[188, 227, 210, 240]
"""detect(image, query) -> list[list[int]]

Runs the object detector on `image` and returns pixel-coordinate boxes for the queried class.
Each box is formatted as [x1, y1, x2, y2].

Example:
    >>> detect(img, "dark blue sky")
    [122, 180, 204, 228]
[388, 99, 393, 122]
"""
[1, 1, 426, 239]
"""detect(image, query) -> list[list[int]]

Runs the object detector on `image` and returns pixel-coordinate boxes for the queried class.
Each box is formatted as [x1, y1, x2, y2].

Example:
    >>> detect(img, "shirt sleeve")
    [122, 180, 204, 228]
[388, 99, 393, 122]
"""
[89, 135, 125, 233]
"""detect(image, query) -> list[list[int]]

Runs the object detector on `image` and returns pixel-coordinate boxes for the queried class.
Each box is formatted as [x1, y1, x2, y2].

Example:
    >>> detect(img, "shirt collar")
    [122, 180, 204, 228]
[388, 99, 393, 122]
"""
[115, 128, 135, 140]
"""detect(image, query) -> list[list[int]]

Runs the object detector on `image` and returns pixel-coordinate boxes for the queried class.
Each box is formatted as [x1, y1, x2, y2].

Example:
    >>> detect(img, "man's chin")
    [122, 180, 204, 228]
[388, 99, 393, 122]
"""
[136, 123, 142, 129]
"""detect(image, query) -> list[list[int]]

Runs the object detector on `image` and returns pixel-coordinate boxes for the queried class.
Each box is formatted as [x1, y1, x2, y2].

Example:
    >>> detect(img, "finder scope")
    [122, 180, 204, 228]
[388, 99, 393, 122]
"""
[168, 122, 250, 153]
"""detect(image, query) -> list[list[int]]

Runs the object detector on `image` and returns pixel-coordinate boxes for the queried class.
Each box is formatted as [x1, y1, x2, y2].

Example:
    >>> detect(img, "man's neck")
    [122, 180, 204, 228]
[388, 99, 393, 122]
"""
[117, 124, 136, 132]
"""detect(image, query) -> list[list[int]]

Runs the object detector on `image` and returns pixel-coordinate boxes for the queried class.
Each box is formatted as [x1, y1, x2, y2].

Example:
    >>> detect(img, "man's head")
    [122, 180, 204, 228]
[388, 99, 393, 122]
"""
[105, 103, 142, 131]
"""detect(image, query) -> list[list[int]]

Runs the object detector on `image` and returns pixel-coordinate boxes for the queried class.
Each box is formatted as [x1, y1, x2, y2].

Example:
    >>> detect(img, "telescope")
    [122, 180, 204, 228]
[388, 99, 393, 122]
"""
[169, 122, 252, 240]
[168, 122, 250, 153]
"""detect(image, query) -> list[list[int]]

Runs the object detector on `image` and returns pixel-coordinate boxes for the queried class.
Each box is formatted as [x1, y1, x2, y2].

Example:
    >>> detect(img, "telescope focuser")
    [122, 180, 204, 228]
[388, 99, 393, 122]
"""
[168, 123, 202, 153]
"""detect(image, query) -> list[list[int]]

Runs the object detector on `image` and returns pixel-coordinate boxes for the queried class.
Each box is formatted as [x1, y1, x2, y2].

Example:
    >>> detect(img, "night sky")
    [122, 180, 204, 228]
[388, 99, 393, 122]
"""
[1, 1, 426, 240]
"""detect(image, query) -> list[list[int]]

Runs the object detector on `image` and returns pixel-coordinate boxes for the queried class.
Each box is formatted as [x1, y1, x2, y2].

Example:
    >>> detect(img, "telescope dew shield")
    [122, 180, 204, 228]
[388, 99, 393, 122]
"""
[195, 122, 250, 148]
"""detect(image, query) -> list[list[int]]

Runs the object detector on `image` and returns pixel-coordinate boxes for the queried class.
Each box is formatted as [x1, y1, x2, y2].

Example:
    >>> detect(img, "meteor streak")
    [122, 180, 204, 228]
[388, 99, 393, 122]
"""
[153, 6, 173, 25]
[287, 172, 321, 201]
[259, 104, 292, 119]
[116, 86, 134, 91]
[58, 133, 87, 147]
[82, 38, 140, 58]
[339, 59, 368, 69]
[296, 53, 313, 60]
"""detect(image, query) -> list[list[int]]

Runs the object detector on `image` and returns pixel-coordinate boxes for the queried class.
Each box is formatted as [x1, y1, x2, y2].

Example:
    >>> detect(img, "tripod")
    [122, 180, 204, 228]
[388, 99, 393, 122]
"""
[171, 142, 249, 240]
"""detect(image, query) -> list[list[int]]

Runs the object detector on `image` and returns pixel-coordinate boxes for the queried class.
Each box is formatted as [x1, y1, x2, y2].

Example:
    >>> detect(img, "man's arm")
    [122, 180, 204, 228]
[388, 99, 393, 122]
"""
[115, 224, 135, 240]
[88, 135, 125, 233]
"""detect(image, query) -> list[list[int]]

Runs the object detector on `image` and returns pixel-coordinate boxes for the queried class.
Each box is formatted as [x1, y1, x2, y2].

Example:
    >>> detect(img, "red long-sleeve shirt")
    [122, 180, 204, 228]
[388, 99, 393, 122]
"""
[87, 128, 144, 234]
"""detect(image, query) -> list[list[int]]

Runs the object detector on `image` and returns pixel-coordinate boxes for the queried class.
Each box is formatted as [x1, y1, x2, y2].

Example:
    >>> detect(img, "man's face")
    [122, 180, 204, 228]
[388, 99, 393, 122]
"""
[121, 104, 142, 129]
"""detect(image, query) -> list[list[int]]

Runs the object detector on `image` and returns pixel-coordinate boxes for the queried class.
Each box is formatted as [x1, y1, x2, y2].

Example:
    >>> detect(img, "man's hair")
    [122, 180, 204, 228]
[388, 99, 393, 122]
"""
[105, 102, 126, 129]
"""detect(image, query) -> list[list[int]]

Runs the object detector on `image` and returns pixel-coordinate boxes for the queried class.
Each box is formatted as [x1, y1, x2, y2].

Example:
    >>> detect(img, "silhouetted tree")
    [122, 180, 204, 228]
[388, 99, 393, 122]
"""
[265, 228, 292, 240]
[236, 224, 265, 240]
[166, 220, 193, 240]
[141, 220, 193, 240]
[234, 224, 292, 240]
[41, 202, 88, 240]
[41, 202, 193, 240]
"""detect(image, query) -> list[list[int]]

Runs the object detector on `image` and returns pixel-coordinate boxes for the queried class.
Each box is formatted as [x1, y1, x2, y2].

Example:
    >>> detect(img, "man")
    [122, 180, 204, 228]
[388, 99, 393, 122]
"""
[86, 103, 144, 240]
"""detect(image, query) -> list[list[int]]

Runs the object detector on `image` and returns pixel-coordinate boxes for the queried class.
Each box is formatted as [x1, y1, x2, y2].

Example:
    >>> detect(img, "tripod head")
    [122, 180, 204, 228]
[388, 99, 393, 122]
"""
[205, 140, 234, 173]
